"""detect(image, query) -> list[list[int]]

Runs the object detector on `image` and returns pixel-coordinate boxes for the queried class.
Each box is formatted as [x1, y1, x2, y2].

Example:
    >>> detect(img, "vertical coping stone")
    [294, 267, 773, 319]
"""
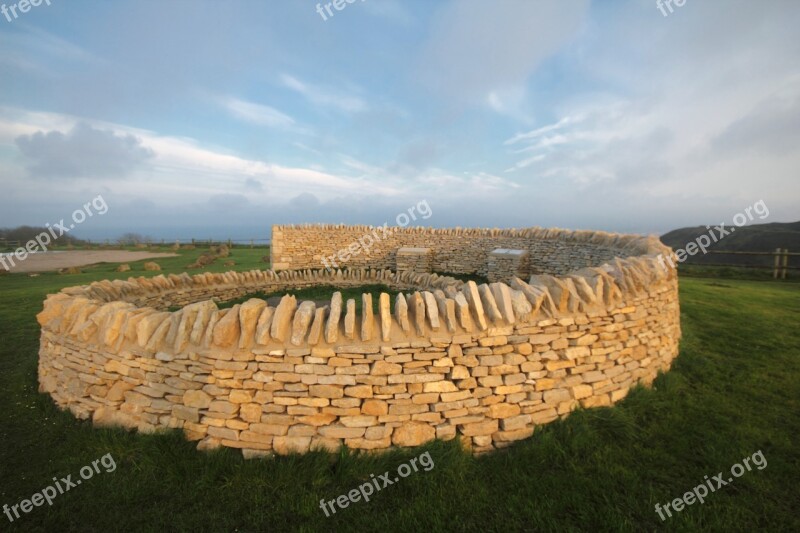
[344, 299, 356, 340]
[270, 295, 297, 342]
[478, 284, 503, 323]
[325, 291, 342, 344]
[255, 306, 275, 345]
[411, 292, 426, 336]
[422, 291, 440, 331]
[454, 292, 473, 332]
[489, 282, 516, 324]
[395, 293, 410, 334]
[379, 293, 392, 342]
[291, 301, 316, 346]
[238, 298, 267, 349]
[361, 293, 374, 342]
[307, 306, 327, 346]
[464, 281, 487, 331]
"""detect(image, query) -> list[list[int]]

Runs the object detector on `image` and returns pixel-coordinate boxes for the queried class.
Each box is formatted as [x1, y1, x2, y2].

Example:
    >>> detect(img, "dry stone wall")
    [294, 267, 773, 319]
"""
[271, 225, 643, 276]
[37, 227, 681, 457]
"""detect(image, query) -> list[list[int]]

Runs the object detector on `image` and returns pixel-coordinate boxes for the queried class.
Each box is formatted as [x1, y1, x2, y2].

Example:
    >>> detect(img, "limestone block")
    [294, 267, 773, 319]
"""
[273, 436, 312, 455]
[184, 390, 213, 408]
[392, 421, 435, 447]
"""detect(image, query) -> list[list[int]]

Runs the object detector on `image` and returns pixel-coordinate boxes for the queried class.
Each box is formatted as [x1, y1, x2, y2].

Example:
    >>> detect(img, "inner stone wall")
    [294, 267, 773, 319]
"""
[37, 227, 681, 457]
[270, 225, 647, 276]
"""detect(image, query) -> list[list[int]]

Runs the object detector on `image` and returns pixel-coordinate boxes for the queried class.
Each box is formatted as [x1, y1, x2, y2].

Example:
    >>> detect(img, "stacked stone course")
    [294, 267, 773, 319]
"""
[487, 249, 530, 282]
[37, 226, 680, 457]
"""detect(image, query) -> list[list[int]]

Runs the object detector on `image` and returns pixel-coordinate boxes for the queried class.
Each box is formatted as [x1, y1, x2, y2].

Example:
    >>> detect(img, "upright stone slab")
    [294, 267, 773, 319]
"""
[379, 293, 392, 341]
[307, 306, 327, 346]
[270, 295, 297, 342]
[325, 292, 342, 343]
[395, 293, 410, 333]
[422, 291, 440, 331]
[344, 299, 356, 340]
[361, 293, 374, 341]
[254, 306, 275, 345]
[291, 301, 316, 345]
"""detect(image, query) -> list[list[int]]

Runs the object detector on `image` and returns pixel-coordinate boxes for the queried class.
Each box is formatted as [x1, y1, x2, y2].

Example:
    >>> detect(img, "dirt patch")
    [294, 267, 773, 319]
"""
[2, 251, 179, 273]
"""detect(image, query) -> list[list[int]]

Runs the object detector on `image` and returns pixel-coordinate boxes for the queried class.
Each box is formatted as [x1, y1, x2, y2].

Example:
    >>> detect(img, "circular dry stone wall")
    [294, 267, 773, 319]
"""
[37, 226, 680, 457]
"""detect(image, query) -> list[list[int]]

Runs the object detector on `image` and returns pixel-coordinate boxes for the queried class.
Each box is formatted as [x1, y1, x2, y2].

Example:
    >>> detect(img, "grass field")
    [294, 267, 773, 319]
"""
[1, 249, 798, 531]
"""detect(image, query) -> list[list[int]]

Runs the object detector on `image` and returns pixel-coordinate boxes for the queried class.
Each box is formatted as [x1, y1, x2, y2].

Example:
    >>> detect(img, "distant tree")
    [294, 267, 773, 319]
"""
[0, 226, 86, 248]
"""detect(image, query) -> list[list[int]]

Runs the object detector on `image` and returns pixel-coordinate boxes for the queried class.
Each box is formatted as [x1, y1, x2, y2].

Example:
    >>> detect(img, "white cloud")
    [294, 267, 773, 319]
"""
[15, 122, 154, 179]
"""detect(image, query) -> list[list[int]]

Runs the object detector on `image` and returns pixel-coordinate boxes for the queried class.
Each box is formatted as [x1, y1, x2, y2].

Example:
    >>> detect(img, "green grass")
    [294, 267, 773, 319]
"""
[677, 263, 796, 281]
[1, 256, 798, 531]
[216, 285, 401, 314]
[434, 271, 489, 284]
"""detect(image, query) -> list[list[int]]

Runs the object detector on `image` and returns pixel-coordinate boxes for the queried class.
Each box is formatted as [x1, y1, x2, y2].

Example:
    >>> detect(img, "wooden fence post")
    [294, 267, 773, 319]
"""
[773, 248, 781, 279]
[782, 249, 789, 280]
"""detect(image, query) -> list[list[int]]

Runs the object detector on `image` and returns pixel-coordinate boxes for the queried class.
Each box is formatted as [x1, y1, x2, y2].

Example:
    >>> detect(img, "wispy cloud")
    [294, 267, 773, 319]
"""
[504, 115, 584, 146]
[221, 97, 309, 133]
[280, 74, 367, 113]
[361, 0, 413, 25]
[417, 0, 590, 103]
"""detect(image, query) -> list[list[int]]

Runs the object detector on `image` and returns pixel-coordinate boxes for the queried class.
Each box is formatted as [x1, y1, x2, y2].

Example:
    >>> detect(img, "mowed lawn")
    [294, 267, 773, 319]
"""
[0, 250, 798, 532]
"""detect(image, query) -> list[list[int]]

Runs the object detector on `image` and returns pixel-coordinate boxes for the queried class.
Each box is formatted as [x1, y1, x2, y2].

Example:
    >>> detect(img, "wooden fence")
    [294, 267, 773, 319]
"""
[702, 249, 797, 279]
[1, 238, 271, 250]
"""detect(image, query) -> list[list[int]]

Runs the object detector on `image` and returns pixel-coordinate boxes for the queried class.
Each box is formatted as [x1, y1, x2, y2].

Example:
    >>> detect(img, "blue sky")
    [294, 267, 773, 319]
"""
[1, 0, 798, 240]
